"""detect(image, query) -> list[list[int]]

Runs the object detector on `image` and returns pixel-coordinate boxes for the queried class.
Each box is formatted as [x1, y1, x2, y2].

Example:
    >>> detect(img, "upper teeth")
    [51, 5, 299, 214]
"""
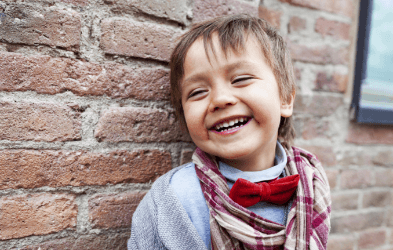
[214, 117, 245, 130]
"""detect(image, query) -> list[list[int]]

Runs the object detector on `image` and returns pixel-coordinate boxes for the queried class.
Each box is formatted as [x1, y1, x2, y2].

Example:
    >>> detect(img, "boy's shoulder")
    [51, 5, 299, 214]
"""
[149, 162, 197, 196]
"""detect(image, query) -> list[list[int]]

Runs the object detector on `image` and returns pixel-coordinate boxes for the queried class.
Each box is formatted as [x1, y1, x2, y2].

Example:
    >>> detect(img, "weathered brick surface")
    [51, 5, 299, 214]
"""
[315, 72, 348, 92]
[358, 228, 386, 249]
[95, 107, 191, 143]
[388, 230, 393, 245]
[346, 123, 393, 145]
[0, 52, 170, 100]
[0, 5, 81, 50]
[340, 169, 373, 189]
[2, 0, 88, 6]
[294, 94, 343, 116]
[0, 194, 77, 240]
[258, 6, 281, 29]
[101, 19, 182, 62]
[327, 234, 355, 250]
[374, 169, 393, 187]
[338, 150, 373, 166]
[104, 0, 190, 25]
[0, 149, 171, 190]
[20, 233, 129, 250]
[0, 102, 81, 142]
[299, 145, 336, 166]
[315, 18, 351, 40]
[331, 211, 384, 233]
[301, 117, 330, 140]
[180, 148, 195, 165]
[192, 0, 258, 23]
[288, 42, 348, 65]
[325, 169, 338, 189]
[363, 190, 392, 208]
[288, 16, 306, 33]
[331, 193, 358, 211]
[280, 0, 354, 17]
[389, 209, 393, 227]
[373, 151, 393, 167]
[89, 192, 146, 229]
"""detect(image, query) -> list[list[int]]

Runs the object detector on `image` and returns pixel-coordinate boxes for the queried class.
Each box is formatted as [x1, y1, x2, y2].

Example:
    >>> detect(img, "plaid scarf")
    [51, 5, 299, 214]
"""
[193, 146, 331, 250]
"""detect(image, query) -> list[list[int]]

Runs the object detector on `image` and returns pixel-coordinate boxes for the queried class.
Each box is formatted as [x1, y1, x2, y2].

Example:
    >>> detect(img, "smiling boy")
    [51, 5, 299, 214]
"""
[129, 14, 331, 250]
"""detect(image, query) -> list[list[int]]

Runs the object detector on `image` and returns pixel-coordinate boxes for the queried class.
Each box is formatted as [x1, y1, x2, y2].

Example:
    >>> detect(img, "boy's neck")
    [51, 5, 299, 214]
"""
[219, 144, 276, 172]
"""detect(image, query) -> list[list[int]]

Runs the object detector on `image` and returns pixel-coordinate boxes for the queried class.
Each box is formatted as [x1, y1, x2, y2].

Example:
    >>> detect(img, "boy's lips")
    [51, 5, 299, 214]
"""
[209, 116, 252, 133]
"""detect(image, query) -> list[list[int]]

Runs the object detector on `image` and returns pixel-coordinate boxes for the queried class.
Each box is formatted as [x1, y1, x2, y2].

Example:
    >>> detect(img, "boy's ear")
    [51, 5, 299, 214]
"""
[280, 93, 295, 118]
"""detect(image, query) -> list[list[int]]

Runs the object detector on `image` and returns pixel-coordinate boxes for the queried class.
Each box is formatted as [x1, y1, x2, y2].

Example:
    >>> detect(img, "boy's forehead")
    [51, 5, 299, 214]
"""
[183, 34, 266, 72]
[186, 34, 248, 63]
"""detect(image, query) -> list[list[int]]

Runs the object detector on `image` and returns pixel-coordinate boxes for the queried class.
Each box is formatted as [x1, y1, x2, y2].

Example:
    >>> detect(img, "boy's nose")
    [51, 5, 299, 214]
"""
[208, 88, 237, 112]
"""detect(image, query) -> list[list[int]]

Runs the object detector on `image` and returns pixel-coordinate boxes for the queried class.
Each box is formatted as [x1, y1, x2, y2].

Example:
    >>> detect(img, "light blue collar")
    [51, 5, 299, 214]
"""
[219, 141, 287, 183]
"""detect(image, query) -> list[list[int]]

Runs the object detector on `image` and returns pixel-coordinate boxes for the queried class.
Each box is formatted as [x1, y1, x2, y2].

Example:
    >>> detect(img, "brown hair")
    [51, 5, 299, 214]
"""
[170, 14, 296, 146]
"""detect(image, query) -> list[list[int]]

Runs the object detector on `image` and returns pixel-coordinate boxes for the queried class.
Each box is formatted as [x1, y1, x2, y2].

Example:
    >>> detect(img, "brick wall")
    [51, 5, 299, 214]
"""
[0, 0, 392, 249]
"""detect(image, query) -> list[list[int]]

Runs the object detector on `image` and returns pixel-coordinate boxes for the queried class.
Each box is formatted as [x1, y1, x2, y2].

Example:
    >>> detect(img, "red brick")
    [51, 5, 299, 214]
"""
[258, 6, 281, 29]
[299, 145, 336, 166]
[373, 151, 393, 167]
[101, 19, 182, 62]
[294, 66, 302, 81]
[0, 102, 81, 142]
[294, 94, 343, 116]
[338, 150, 373, 166]
[95, 107, 191, 143]
[358, 228, 386, 249]
[0, 193, 77, 240]
[0, 6, 80, 51]
[288, 16, 306, 33]
[327, 234, 355, 250]
[374, 169, 393, 187]
[288, 41, 348, 65]
[315, 72, 348, 92]
[0, 149, 171, 190]
[104, 0, 189, 25]
[340, 169, 372, 189]
[89, 192, 146, 229]
[346, 123, 393, 145]
[0, 52, 170, 100]
[331, 211, 384, 233]
[315, 18, 351, 40]
[3, 0, 88, 6]
[389, 209, 393, 227]
[193, 0, 258, 23]
[331, 192, 358, 211]
[325, 169, 338, 189]
[59, 0, 88, 5]
[301, 117, 330, 140]
[363, 190, 392, 208]
[180, 148, 195, 165]
[280, 0, 354, 18]
[20, 233, 129, 250]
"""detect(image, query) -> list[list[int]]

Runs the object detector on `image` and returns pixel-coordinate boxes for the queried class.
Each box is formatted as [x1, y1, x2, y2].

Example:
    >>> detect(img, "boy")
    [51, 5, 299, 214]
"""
[129, 14, 331, 250]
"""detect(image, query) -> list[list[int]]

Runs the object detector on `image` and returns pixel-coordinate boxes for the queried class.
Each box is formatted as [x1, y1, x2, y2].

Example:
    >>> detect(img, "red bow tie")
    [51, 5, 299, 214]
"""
[229, 174, 300, 208]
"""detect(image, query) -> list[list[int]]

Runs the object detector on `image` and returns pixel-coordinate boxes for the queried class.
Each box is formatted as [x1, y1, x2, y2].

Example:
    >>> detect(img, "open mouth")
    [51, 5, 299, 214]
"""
[212, 117, 251, 132]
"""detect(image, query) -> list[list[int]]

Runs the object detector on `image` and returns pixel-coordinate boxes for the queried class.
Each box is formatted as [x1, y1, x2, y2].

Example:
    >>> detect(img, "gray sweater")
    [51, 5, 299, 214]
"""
[128, 166, 208, 250]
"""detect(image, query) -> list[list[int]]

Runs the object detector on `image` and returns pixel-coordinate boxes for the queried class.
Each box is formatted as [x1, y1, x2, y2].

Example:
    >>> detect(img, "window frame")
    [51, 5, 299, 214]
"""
[351, 0, 393, 124]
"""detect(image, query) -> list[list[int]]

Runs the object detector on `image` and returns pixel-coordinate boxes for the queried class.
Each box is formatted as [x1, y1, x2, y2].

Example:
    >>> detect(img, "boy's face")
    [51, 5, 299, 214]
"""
[180, 35, 293, 170]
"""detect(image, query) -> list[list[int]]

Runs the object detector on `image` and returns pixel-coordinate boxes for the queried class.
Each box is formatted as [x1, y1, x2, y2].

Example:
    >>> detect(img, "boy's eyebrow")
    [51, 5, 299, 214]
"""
[182, 60, 259, 86]
[225, 61, 257, 72]
[182, 74, 207, 86]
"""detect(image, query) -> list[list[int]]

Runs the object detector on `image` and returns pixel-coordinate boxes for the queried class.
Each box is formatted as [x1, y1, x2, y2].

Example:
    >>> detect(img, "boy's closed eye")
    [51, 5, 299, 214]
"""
[188, 88, 208, 99]
[232, 76, 254, 85]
